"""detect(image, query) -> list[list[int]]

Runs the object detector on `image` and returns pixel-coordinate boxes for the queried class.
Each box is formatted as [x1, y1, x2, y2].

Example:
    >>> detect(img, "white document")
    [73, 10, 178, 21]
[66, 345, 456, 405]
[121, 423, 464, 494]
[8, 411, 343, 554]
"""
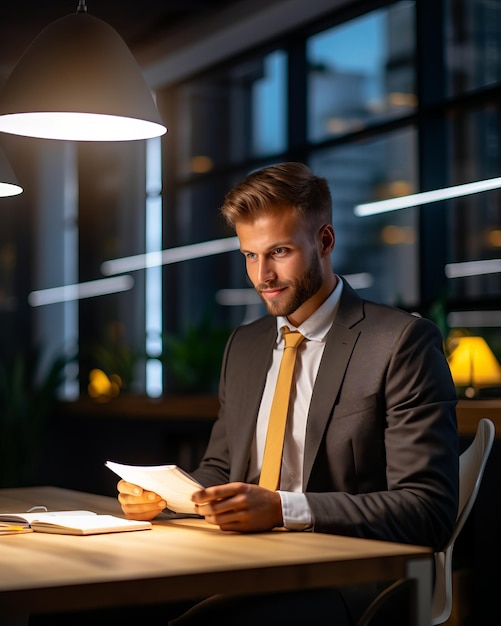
[106, 460, 203, 514]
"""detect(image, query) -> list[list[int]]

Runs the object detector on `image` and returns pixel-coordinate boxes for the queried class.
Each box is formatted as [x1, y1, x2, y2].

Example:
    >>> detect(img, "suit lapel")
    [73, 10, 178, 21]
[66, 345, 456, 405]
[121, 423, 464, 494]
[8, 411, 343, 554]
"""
[303, 280, 364, 483]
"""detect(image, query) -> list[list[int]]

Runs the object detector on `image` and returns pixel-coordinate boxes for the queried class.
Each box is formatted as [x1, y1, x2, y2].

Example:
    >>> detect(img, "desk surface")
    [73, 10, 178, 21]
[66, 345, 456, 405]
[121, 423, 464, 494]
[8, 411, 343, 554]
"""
[0, 486, 432, 616]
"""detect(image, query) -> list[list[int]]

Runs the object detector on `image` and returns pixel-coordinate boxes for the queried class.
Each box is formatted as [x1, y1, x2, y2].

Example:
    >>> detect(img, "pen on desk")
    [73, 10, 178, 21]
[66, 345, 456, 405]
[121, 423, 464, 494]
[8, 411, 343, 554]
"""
[0, 524, 26, 531]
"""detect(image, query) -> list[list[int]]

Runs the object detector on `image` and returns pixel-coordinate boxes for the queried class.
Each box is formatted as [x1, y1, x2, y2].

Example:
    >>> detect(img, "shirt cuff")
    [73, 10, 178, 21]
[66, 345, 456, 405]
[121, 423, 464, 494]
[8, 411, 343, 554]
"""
[277, 491, 313, 531]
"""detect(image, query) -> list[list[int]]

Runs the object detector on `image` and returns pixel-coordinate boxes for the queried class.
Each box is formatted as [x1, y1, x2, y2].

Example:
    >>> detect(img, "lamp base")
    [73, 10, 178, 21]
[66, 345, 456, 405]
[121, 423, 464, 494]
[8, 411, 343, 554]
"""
[458, 386, 501, 399]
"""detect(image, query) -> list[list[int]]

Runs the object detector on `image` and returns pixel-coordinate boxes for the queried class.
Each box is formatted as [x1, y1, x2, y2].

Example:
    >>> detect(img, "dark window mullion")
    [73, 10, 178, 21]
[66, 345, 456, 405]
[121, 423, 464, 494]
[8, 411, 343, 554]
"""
[416, 0, 450, 311]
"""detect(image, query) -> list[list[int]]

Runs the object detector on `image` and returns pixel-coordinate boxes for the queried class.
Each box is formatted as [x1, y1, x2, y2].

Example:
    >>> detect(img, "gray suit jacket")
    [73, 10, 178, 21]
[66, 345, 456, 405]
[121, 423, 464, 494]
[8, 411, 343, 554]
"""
[192, 279, 459, 551]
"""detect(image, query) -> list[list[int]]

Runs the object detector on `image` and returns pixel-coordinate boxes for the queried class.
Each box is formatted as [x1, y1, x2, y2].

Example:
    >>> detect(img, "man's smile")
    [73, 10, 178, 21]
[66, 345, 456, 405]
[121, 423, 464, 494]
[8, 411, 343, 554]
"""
[259, 285, 288, 299]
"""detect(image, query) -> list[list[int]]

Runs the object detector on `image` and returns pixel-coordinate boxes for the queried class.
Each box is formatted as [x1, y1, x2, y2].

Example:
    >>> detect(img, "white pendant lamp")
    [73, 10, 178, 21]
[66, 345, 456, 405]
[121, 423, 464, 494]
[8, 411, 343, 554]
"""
[0, 146, 23, 197]
[0, 1, 167, 141]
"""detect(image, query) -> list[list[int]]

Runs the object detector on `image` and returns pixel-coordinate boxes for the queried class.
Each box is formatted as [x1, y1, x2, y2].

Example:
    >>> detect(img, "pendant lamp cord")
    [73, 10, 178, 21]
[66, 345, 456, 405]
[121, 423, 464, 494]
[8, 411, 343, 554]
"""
[76, 0, 88, 13]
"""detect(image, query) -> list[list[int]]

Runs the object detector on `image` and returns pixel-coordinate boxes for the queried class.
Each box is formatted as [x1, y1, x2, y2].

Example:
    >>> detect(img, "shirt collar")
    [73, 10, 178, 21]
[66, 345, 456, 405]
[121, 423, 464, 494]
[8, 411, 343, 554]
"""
[275, 275, 343, 344]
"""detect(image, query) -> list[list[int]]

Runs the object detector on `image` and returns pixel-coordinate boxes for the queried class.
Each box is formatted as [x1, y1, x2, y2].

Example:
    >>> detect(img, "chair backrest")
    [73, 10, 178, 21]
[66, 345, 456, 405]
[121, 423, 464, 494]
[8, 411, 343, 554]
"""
[432, 417, 495, 625]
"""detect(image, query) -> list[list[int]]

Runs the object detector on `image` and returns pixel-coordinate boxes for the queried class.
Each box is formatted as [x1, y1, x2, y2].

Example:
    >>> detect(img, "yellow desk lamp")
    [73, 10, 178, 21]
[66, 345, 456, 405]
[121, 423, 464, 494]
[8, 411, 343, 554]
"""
[447, 335, 501, 398]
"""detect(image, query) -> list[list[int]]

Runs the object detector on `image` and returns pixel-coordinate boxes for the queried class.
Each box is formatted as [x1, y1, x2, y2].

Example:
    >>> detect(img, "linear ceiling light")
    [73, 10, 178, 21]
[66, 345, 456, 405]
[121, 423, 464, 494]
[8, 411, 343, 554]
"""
[215, 272, 374, 309]
[354, 176, 501, 216]
[0, 1, 167, 141]
[216, 289, 262, 306]
[448, 310, 501, 328]
[101, 237, 240, 275]
[28, 275, 134, 307]
[445, 259, 501, 278]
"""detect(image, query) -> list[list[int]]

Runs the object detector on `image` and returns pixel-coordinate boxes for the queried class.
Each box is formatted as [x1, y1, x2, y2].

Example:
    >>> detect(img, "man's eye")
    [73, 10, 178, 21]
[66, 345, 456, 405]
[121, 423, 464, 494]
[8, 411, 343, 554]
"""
[273, 248, 287, 255]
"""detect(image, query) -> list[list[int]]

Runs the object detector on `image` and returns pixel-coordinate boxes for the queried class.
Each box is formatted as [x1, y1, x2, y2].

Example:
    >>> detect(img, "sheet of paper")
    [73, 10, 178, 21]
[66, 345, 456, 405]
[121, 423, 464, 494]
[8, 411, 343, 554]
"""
[106, 461, 203, 514]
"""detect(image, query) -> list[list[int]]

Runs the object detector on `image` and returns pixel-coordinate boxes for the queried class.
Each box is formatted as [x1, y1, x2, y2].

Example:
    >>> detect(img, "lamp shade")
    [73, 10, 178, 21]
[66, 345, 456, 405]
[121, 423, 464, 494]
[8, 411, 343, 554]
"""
[0, 146, 23, 197]
[0, 11, 167, 141]
[447, 336, 501, 387]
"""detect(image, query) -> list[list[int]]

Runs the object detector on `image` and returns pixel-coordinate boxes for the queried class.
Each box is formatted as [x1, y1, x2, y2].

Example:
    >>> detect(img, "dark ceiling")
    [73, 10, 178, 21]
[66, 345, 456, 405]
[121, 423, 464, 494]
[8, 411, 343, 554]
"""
[0, 0, 238, 85]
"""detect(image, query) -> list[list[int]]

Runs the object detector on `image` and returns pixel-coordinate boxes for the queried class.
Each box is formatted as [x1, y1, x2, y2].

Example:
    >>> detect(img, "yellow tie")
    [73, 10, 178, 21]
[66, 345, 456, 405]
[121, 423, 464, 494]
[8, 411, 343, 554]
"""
[259, 327, 305, 491]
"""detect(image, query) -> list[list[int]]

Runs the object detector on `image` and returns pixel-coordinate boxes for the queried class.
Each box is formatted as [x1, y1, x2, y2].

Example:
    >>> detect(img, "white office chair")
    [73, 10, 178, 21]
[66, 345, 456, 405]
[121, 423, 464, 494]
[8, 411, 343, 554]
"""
[356, 417, 495, 626]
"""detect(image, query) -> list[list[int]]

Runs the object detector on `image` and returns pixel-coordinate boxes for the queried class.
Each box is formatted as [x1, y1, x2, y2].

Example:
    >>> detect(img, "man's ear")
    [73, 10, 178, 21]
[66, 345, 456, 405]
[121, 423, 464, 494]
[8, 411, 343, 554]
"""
[319, 224, 335, 256]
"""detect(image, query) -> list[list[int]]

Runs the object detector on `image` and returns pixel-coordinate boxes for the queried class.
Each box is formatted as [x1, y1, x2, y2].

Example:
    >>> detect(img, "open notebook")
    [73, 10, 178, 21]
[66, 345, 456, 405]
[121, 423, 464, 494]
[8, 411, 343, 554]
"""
[0, 509, 152, 535]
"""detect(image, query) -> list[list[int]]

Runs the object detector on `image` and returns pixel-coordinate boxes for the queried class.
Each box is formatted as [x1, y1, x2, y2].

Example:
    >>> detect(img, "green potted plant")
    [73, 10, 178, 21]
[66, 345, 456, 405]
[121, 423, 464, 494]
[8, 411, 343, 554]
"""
[0, 346, 69, 487]
[162, 315, 231, 394]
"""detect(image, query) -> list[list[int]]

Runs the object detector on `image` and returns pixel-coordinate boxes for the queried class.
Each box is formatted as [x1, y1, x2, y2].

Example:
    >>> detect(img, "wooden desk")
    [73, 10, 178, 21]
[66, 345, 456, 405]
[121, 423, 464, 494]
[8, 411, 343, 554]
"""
[456, 399, 501, 437]
[0, 486, 433, 626]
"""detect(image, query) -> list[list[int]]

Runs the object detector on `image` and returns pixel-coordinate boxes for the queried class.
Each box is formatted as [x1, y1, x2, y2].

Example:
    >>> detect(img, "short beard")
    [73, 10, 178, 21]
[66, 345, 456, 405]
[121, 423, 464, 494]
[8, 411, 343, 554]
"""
[258, 249, 323, 318]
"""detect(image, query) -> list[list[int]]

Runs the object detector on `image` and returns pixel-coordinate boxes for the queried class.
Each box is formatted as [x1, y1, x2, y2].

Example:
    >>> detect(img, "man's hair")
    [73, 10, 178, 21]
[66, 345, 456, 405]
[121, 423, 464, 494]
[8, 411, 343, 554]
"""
[220, 162, 332, 231]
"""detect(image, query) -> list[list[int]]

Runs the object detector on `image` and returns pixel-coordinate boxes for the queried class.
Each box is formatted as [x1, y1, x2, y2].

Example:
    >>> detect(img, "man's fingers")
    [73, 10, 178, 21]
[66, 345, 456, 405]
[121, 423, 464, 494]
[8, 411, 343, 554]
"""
[192, 482, 246, 503]
[117, 479, 143, 496]
[118, 490, 165, 506]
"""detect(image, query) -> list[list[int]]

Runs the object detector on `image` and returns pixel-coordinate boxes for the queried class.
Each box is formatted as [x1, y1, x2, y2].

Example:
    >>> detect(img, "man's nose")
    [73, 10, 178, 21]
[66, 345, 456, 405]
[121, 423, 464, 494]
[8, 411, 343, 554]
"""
[257, 258, 276, 283]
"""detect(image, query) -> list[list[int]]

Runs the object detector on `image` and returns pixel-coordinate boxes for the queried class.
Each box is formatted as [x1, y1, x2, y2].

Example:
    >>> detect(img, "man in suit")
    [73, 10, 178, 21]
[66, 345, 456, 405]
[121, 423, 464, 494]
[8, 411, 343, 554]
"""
[117, 162, 459, 624]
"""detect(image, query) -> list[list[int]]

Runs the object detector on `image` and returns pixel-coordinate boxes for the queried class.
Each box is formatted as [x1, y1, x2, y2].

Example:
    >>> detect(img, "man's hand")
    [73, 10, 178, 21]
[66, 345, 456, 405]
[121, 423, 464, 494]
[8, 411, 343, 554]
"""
[117, 480, 166, 520]
[192, 482, 283, 532]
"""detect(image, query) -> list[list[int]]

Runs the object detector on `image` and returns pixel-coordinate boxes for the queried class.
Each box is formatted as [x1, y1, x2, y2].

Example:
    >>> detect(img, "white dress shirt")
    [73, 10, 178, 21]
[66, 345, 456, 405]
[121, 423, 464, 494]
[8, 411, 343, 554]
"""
[248, 277, 343, 530]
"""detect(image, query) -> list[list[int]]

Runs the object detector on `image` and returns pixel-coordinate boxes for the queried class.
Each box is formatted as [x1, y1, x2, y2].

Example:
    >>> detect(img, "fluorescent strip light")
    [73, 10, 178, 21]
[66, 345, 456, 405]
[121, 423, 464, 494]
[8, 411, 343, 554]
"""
[344, 272, 374, 289]
[448, 310, 501, 328]
[214, 273, 375, 309]
[216, 289, 262, 306]
[445, 259, 501, 278]
[354, 176, 501, 216]
[215, 273, 375, 308]
[28, 275, 134, 307]
[101, 237, 240, 275]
